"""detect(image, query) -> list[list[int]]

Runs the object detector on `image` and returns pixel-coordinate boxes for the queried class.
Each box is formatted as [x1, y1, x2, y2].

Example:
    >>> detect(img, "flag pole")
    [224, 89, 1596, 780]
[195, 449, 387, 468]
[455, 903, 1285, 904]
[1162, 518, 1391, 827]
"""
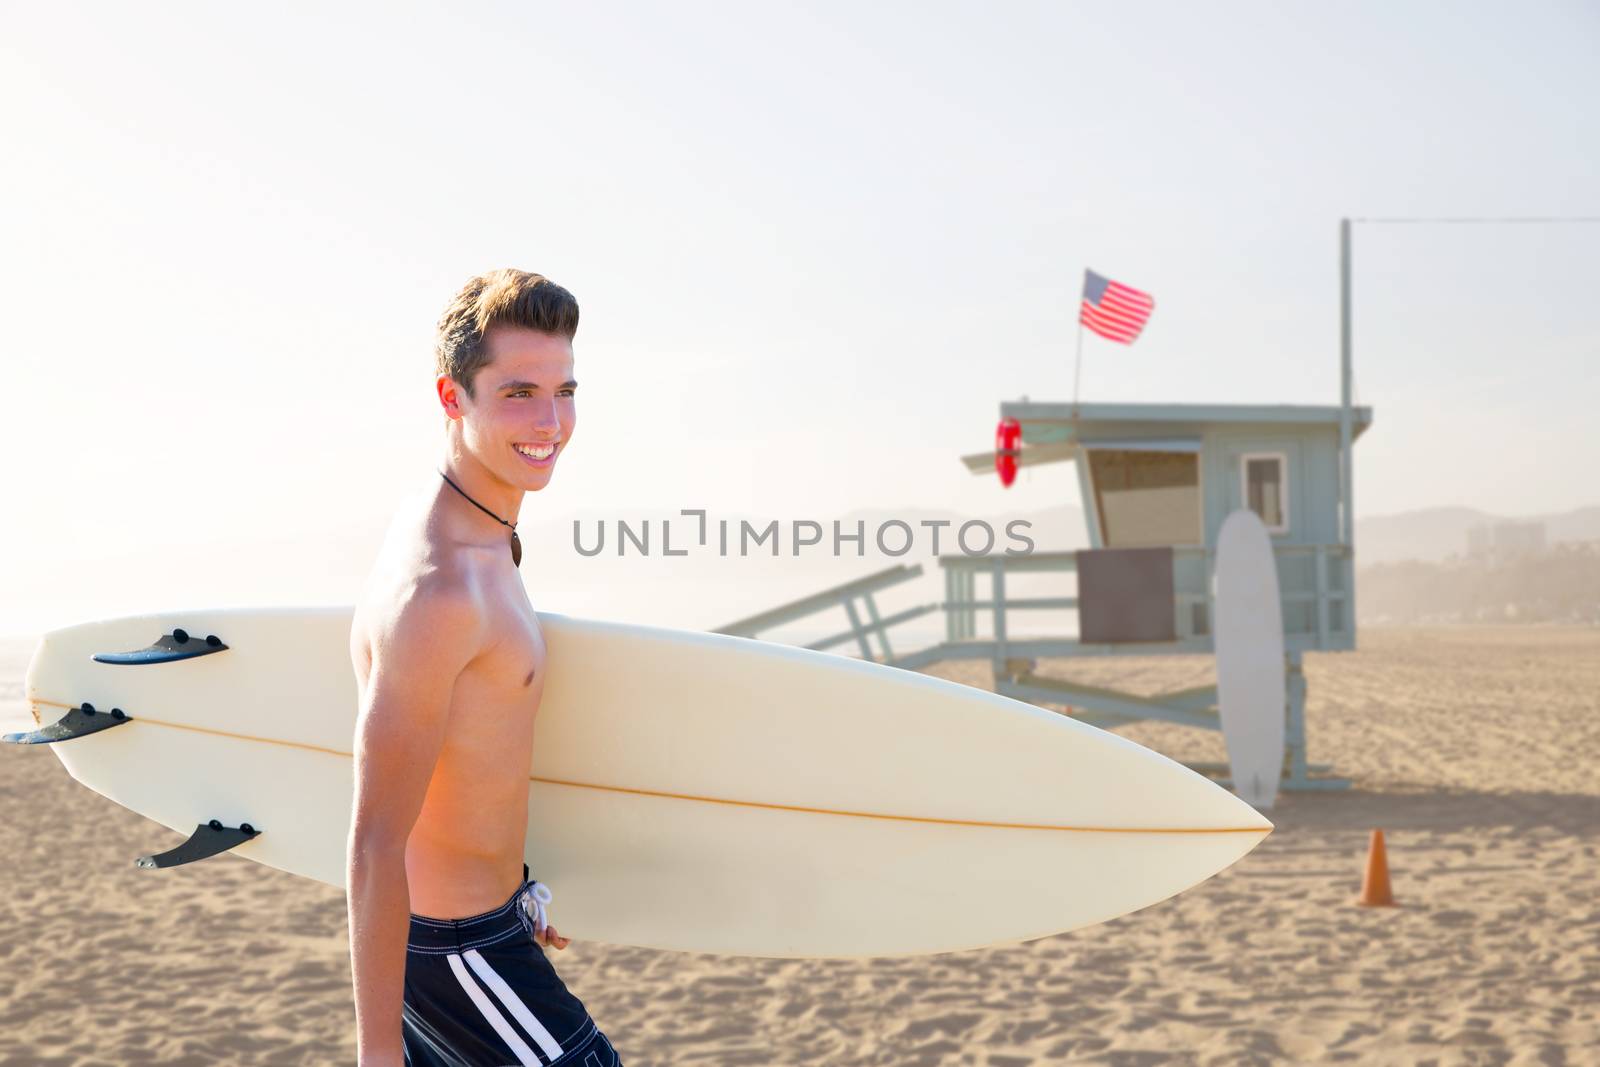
[1071, 318, 1085, 413]
[1071, 268, 1087, 414]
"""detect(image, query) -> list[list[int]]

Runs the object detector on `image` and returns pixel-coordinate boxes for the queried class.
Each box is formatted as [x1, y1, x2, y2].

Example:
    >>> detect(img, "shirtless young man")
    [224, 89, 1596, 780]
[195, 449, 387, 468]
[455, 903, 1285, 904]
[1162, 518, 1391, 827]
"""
[346, 269, 621, 1067]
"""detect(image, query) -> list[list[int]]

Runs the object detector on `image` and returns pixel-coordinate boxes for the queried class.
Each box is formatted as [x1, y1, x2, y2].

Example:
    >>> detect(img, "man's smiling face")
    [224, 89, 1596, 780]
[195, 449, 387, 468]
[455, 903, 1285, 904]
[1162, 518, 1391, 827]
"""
[451, 324, 576, 491]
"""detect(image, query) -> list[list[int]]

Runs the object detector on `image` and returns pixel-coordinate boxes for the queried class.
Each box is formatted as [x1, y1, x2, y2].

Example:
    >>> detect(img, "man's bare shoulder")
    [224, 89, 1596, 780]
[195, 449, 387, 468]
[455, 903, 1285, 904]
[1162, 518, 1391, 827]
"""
[381, 567, 481, 637]
[352, 500, 491, 669]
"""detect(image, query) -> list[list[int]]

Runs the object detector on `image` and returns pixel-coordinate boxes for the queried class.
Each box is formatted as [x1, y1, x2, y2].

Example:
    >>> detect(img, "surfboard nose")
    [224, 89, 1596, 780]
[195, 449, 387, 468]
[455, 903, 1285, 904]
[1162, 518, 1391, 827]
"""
[1244, 799, 1275, 832]
[1203, 771, 1280, 838]
[1150, 741, 1277, 840]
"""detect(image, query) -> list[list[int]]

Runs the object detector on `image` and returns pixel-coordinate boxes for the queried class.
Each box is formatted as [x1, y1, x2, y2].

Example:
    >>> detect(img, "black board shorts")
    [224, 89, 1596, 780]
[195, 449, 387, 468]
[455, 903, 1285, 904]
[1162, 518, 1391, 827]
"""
[403, 864, 622, 1066]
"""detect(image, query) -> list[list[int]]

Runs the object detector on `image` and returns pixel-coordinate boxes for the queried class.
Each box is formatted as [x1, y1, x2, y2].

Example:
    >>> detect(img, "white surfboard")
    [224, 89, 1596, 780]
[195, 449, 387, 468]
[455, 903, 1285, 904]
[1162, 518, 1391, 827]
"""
[1213, 510, 1288, 810]
[10, 606, 1271, 958]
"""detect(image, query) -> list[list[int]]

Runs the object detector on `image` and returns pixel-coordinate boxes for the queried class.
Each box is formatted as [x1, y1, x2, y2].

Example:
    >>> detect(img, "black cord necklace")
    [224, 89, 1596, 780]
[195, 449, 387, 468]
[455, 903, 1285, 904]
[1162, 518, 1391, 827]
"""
[438, 469, 521, 566]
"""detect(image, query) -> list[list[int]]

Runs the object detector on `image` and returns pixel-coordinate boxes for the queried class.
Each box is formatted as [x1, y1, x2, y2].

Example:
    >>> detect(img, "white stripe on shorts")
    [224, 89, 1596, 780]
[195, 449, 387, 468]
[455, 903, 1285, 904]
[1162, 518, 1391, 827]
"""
[445, 952, 540, 1066]
[463, 947, 566, 1061]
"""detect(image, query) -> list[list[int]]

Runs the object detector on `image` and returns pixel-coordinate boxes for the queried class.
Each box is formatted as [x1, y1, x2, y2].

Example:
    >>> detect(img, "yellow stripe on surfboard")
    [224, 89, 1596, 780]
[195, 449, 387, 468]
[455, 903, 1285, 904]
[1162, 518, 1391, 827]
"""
[28, 695, 1269, 836]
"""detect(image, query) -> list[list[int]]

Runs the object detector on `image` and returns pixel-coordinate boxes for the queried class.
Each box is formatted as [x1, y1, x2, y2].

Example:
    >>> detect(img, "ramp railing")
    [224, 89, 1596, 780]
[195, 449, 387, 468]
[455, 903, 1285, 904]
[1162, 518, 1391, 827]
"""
[713, 563, 936, 662]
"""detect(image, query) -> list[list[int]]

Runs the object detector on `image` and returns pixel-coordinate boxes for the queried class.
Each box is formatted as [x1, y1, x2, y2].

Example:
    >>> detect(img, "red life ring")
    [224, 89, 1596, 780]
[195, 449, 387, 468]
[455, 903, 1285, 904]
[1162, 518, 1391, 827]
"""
[995, 417, 1021, 487]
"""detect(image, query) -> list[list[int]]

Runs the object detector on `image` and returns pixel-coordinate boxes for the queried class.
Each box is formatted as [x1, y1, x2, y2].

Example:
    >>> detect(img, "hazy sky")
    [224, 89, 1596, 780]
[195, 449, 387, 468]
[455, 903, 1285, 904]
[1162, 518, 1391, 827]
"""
[2, 1, 1596, 637]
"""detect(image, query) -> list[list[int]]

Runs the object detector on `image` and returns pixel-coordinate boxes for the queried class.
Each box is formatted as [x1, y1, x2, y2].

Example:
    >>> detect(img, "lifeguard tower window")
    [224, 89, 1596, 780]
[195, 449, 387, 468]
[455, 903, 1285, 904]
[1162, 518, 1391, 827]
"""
[1086, 449, 1202, 548]
[1240, 452, 1289, 534]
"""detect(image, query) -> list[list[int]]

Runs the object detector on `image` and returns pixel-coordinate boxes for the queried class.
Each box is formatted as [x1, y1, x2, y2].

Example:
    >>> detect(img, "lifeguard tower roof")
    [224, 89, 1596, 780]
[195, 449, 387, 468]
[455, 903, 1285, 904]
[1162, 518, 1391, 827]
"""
[1005, 400, 1371, 431]
[964, 400, 1373, 553]
[965, 402, 1373, 471]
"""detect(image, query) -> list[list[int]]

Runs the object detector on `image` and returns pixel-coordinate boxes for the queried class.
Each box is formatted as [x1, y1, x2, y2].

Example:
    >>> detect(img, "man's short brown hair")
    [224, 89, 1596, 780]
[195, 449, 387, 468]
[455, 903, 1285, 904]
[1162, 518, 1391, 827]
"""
[435, 269, 579, 399]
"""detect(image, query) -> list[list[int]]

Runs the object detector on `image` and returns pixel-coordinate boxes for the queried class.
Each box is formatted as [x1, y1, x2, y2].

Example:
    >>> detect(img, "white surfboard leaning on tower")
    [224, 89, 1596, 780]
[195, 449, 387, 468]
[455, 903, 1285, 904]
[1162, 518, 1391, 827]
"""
[11, 606, 1272, 958]
[1213, 509, 1289, 810]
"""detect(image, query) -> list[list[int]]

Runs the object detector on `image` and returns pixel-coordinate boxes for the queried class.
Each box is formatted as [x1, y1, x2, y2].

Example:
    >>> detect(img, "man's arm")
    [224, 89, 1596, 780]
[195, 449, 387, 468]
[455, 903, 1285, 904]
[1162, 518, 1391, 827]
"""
[346, 581, 482, 1067]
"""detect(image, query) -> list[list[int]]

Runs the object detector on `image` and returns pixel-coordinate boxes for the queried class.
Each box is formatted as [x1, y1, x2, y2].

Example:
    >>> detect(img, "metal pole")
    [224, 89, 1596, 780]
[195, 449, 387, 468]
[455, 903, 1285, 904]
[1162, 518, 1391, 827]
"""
[1339, 219, 1354, 549]
[1339, 218, 1356, 640]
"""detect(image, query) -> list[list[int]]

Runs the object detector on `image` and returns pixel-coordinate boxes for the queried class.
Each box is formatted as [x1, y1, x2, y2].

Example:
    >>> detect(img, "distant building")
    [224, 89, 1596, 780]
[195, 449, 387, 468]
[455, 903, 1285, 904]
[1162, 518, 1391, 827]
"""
[1466, 520, 1547, 560]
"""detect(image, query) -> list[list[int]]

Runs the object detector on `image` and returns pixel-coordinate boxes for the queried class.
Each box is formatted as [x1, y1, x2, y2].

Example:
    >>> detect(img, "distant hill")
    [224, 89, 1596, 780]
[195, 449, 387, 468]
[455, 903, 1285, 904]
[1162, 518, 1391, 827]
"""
[1356, 505, 1600, 565]
[1358, 542, 1600, 626]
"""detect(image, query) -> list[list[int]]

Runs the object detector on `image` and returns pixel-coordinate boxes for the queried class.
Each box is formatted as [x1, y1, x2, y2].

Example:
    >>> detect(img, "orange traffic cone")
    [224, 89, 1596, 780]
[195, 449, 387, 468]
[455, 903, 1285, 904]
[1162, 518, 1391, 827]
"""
[1357, 828, 1395, 906]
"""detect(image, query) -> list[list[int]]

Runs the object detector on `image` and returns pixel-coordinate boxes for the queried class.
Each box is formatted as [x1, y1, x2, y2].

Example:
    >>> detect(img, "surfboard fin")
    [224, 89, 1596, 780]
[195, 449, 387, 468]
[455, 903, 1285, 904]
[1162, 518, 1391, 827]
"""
[2, 702, 132, 745]
[135, 819, 261, 870]
[93, 628, 229, 665]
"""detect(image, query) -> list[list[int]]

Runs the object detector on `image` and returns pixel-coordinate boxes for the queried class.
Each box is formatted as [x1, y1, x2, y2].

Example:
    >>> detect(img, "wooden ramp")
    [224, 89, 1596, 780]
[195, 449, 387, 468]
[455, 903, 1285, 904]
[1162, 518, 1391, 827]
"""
[1003, 674, 1221, 730]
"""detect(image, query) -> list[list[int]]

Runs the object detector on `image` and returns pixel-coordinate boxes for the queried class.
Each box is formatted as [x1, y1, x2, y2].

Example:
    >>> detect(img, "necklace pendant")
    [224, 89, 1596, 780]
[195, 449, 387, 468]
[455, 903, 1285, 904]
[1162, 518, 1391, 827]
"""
[511, 530, 522, 567]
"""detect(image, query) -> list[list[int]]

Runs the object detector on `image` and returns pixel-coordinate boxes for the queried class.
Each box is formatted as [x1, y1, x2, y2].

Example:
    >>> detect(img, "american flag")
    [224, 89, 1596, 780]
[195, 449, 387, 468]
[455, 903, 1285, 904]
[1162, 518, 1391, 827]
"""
[1080, 269, 1155, 344]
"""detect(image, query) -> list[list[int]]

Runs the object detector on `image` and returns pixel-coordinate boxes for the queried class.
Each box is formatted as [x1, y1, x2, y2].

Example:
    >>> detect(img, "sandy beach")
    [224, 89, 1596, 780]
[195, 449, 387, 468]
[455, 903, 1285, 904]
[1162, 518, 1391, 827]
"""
[1, 625, 1596, 1065]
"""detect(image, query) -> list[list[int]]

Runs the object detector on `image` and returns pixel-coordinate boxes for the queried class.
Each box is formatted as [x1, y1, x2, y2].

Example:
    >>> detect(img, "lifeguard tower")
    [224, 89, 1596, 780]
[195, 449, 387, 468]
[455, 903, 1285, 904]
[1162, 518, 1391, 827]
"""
[950, 400, 1371, 790]
[718, 398, 1373, 794]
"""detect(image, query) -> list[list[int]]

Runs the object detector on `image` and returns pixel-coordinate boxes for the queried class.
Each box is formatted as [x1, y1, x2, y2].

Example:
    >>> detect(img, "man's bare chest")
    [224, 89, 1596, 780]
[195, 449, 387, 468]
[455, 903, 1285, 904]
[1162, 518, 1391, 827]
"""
[468, 594, 548, 701]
